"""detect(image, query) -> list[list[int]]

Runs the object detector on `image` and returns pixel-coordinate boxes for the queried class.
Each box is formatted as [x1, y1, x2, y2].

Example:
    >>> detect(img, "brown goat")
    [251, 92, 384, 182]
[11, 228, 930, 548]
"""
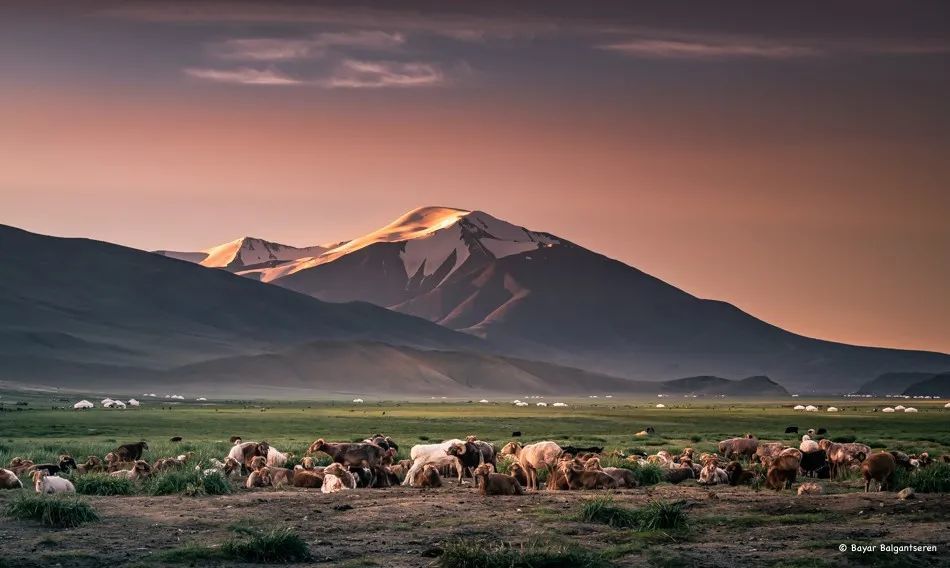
[0, 468, 23, 489]
[415, 464, 442, 488]
[9, 458, 35, 476]
[267, 467, 295, 487]
[292, 468, 325, 488]
[246, 467, 272, 488]
[766, 452, 801, 490]
[508, 462, 529, 487]
[718, 435, 758, 462]
[474, 464, 523, 495]
[725, 461, 756, 486]
[114, 441, 149, 462]
[561, 462, 618, 490]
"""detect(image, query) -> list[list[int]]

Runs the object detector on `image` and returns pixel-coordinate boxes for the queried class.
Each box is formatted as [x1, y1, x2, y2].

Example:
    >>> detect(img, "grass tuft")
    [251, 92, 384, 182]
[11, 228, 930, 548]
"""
[437, 539, 611, 568]
[221, 527, 311, 563]
[72, 473, 134, 496]
[144, 469, 231, 496]
[5, 493, 99, 528]
[579, 496, 688, 532]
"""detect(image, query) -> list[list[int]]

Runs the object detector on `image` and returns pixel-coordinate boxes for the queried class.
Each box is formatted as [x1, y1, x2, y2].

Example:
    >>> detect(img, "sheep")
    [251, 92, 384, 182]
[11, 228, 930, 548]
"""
[322, 463, 356, 493]
[799, 435, 820, 453]
[152, 457, 187, 472]
[818, 439, 869, 478]
[602, 467, 638, 488]
[766, 451, 801, 491]
[111, 460, 152, 481]
[9, 458, 35, 476]
[507, 462, 529, 487]
[560, 445, 604, 456]
[228, 441, 271, 472]
[292, 468, 326, 488]
[246, 467, 272, 488]
[647, 450, 674, 467]
[799, 450, 831, 478]
[473, 463, 523, 495]
[266, 467, 295, 488]
[725, 461, 756, 486]
[862, 452, 897, 492]
[465, 436, 497, 468]
[104, 452, 132, 473]
[545, 456, 574, 490]
[30, 455, 77, 476]
[698, 461, 729, 485]
[797, 482, 823, 495]
[307, 439, 385, 469]
[0, 468, 23, 489]
[32, 470, 75, 494]
[365, 434, 399, 453]
[402, 439, 467, 486]
[499, 441, 563, 491]
[447, 441, 486, 479]
[349, 466, 375, 488]
[754, 442, 786, 464]
[718, 435, 758, 462]
[114, 441, 149, 462]
[266, 446, 292, 467]
[248, 456, 267, 471]
[294, 457, 317, 472]
[665, 466, 696, 484]
[560, 461, 618, 490]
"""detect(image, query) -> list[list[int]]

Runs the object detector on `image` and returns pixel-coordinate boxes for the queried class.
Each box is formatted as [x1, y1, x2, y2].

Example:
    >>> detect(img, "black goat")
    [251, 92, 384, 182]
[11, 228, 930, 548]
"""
[115, 441, 149, 461]
[561, 445, 604, 456]
[800, 450, 829, 478]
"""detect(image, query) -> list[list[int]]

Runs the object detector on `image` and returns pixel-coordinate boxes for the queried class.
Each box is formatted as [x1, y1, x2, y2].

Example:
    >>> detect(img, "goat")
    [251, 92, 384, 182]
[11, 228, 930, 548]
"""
[500, 441, 563, 491]
[784, 426, 799, 434]
[111, 460, 152, 481]
[766, 452, 801, 490]
[403, 439, 466, 486]
[508, 462, 529, 487]
[474, 463, 523, 495]
[818, 439, 870, 478]
[465, 436, 497, 468]
[246, 467, 272, 488]
[725, 461, 756, 486]
[322, 463, 356, 493]
[718, 435, 758, 461]
[365, 434, 399, 453]
[32, 470, 75, 494]
[799, 450, 830, 478]
[0, 468, 23, 489]
[292, 468, 325, 488]
[447, 441, 485, 479]
[698, 461, 729, 485]
[9, 457, 35, 476]
[560, 462, 618, 490]
[308, 439, 385, 469]
[862, 452, 896, 492]
[267, 467, 295, 488]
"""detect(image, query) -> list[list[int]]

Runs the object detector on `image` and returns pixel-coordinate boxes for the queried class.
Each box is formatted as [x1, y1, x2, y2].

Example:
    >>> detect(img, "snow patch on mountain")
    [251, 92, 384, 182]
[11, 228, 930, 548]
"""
[402, 222, 470, 279]
[155, 237, 328, 271]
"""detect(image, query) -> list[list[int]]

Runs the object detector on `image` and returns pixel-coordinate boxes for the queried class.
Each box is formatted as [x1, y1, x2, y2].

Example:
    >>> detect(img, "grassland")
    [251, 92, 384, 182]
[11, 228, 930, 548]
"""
[1, 392, 948, 567]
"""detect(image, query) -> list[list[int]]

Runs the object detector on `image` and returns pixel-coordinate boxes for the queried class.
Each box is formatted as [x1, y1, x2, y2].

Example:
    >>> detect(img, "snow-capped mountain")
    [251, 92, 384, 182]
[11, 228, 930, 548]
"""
[149, 206, 950, 390]
[155, 237, 330, 272]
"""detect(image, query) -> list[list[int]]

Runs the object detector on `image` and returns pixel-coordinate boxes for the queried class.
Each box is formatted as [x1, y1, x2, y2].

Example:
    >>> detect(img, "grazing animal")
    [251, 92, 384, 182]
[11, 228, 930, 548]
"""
[308, 439, 385, 469]
[797, 482, 823, 495]
[169, 436, 183, 442]
[245, 467, 272, 488]
[292, 468, 326, 488]
[294, 457, 317, 471]
[0, 468, 23, 489]
[413, 464, 443, 488]
[603, 467, 638, 488]
[229, 436, 242, 444]
[665, 466, 696, 484]
[500, 441, 563, 491]
[799, 450, 830, 478]
[799, 435, 820, 453]
[9, 458, 35, 476]
[152, 457, 186, 472]
[228, 442, 271, 473]
[784, 426, 799, 434]
[718, 435, 758, 461]
[349, 466, 375, 488]
[725, 462, 756, 486]
[465, 436, 497, 468]
[766, 452, 801, 491]
[111, 460, 151, 481]
[511, 431, 522, 437]
[32, 470, 75, 494]
[508, 462, 529, 487]
[248, 456, 267, 471]
[560, 462, 618, 490]
[560, 445, 604, 456]
[862, 452, 897, 492]
[115, 442, 149, 462]
[267, 467, 295, 487]
[818, 439, 870, 478]
[322, 463, 356, 493]
[447, 441, 485, 479]
[699, 461, 729, 485]
[266, 446, 292, 467]
[474, 463, 523, 495]
[402, 439, 467, 486]
[754, 442, 786, 463]
[365, 434, 399, 453]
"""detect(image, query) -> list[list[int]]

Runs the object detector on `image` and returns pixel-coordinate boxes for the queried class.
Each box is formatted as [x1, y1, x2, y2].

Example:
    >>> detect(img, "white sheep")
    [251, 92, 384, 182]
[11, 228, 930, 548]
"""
[32, 470, 75, 494]
[402, 439, 466, 486]
[536, 402, 548, 407]
[266, 445, 290, 467]
[800, 434, 820, 453]
[127, 399, 140, 407]
[321, 463, 356, 493]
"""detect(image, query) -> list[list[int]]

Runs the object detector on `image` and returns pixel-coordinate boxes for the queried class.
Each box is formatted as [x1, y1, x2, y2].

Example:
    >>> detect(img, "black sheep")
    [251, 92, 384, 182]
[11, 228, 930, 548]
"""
[784, 426, 799, 434]
[799, 450, 829, 478]
[561, 445, 604, 456]
[31, 455, 77, 475]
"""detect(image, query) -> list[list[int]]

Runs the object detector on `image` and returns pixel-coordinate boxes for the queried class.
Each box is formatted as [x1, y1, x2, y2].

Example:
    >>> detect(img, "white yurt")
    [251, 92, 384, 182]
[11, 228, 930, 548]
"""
[945, 402, 950, 408]
[793, 404, 806, 410]
[656, 403, 666, 408]
[478, 399, 489, 403]
[904, 407, 918, 413]
[515, 401, 529, 407]
[101, 397, 114, 405]
[112, 400, 126, 409]
[805, 405, 819, 412]
[73, 400, 94, 410]
[552, 402, 567, 407]
[196, 397, 207, 401]
[894, 405, 906, 411]
[882, 407, 896, 413]
[127, 398, 140, 407]
[536, 402, 548, 407]
[352, 398, 364, 403]
[827, 406, 839, 412]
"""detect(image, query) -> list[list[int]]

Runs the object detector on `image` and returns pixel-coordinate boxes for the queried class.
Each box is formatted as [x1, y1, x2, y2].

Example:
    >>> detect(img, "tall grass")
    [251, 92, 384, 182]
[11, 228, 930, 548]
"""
[144, 469, 231, 496]
[221, 527, 310, 563]
[892, 463, 950, 493]
[5, 493, 99, 528]
[71, 473, 135, 496]
[579, 497, 688, 532]
[437, 539, 612, 568]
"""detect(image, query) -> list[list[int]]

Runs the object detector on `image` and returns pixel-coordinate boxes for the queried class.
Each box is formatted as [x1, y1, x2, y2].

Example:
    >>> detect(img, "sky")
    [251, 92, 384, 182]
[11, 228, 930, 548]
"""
[1, 0, 949, 353]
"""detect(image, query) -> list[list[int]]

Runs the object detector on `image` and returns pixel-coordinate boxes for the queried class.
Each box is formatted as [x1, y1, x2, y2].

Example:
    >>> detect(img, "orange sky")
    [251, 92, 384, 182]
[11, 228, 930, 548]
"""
[1, 2, 949, 353]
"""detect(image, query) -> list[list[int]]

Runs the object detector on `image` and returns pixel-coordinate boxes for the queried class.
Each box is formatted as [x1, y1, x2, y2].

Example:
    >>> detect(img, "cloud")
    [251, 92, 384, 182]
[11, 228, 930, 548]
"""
[599, 38, 820, 60]
[183, 67, 302, 85]
[211, 31, 406, 61]
[328, 60, 444, 88]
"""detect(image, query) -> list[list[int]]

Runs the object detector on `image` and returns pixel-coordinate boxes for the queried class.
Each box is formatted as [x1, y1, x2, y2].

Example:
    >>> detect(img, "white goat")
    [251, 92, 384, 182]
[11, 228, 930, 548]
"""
[402, 439, 466, 486]
[32, 470, 75, 494]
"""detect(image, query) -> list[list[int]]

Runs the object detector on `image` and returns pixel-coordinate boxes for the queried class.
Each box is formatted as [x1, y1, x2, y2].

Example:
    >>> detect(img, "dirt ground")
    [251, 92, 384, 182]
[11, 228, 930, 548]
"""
[1, 480, 948, 567]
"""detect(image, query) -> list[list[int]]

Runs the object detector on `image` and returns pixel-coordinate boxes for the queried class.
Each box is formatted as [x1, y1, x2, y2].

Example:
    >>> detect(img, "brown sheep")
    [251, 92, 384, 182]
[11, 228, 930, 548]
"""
[474, 463, 523, 495]
[307, 439, 385, 468]
[111, 460, 151, 481]
[499, 441, 562, 491]
[249, 456, 267, 471]
[246, 467, 272, 488]
[9, 457, 35, 476]
[818, 439, 870, 478]
[862, 452, 896, 492]
[766, 452, 801, 491]
[508, 462, 529, 488]
[603, 467, 638, 488]
[114, 441, 149, 462]
[725, 461, 756, 486]
[267, 467, 295, 487]
[560, 462, 618, 490]
[152, 457, 186, 472]
[75, 456, 104, 475]
[416, 464, 443, 488]
[718, 435, 758, 462]
[665, 467, 696, 484]
[292, 468, 325, 488]
[754, 442, 786, 463]
[0, 468, 23, 489]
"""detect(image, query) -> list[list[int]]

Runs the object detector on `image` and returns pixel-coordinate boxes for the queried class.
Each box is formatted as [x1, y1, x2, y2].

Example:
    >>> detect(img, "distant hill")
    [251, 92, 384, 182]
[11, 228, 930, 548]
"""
[856, 372, 946, 395]
[654, 375, 788, 396]
[902, 372, 950, 397]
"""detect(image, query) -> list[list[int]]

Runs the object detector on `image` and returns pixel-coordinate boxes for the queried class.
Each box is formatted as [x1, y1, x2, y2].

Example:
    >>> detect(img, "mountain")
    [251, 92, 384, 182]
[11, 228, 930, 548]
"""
[208, 206, 950, 391]
[656, 375, 788, 396]
[902, 372, 950, 397]
[155, 236, 331, 272]
[0, 224, 482, 387]
[855, 372, 945, 395]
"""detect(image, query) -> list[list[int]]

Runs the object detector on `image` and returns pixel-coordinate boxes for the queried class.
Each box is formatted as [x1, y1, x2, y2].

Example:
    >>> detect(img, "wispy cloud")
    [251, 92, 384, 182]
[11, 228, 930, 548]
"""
[599, 38, 820, 60]
[328, 60, 444, 89]
[183, 67, 302, 85]
[211, 31, 406, 61]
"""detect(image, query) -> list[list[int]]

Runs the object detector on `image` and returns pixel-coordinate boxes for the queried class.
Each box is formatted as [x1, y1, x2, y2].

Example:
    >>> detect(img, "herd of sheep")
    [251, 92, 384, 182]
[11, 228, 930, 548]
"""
[2, 428, 946, 498]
